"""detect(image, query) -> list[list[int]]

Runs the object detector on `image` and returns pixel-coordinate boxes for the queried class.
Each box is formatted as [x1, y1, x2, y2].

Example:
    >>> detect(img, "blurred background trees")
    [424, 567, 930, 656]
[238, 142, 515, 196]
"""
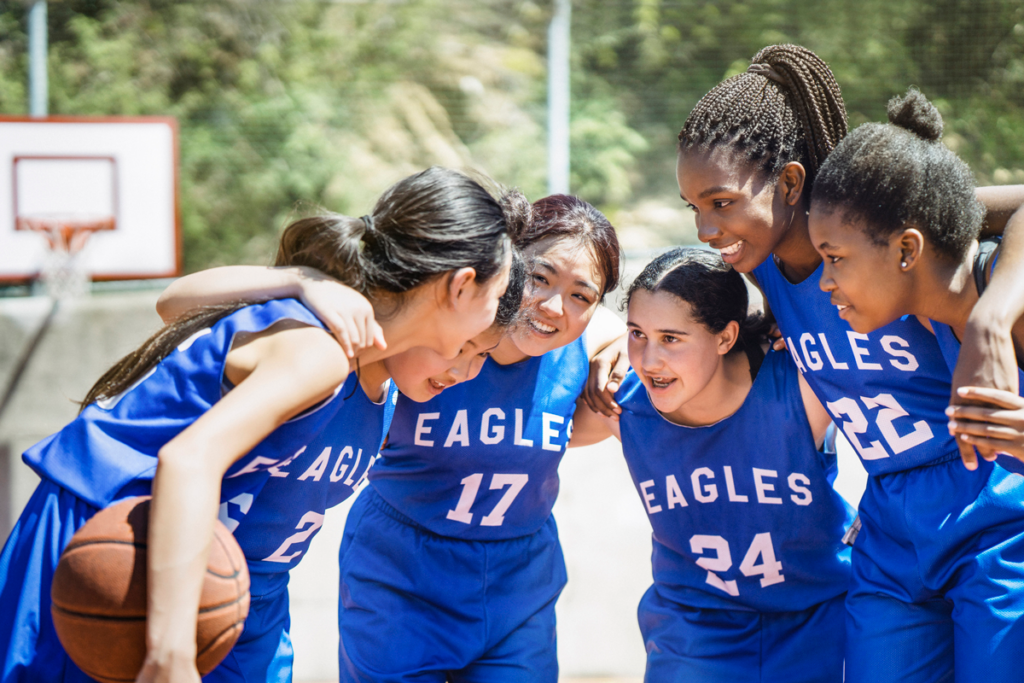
[0, 0, 1021, 269]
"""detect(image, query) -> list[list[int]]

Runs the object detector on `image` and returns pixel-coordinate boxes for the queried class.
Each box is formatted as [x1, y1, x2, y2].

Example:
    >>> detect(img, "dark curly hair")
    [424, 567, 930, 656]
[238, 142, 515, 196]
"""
[626, 248, 771, 378]
[811, 88, 985, 262]
[679, 44, 848, 190]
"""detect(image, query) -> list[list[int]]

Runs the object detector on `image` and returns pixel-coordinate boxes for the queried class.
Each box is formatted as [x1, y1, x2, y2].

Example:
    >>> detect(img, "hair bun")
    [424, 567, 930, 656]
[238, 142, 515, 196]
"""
[499, 188, 532, 244]
[887, 88, 943, 142]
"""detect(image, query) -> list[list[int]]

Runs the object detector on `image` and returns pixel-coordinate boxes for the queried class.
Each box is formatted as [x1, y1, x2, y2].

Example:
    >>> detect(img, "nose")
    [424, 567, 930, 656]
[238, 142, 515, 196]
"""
[819, 266, 836, 293]
[538, 293, 563, 318]
[695, 214, 721, 244]
[640, 341, 662, 373]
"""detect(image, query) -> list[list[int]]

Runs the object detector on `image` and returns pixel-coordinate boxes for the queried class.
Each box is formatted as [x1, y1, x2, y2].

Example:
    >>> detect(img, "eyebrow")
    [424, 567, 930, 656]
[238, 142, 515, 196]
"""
[698, 185, 733, 199]
[535, 259, 600, 296]
[817, 241, 839, 251]
[626, 322, 689, 336]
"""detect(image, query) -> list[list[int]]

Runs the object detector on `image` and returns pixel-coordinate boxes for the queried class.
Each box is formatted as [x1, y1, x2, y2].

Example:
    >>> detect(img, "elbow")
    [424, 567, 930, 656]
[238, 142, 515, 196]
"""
[155, 289, 178, 324]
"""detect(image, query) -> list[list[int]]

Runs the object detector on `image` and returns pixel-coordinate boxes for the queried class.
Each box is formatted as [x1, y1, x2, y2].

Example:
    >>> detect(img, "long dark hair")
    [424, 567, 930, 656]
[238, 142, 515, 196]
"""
[626, 248, 771, 378]
[679, 44, 848, 190]
[499, 189, 621, 298]
[81, 167, 510, 408]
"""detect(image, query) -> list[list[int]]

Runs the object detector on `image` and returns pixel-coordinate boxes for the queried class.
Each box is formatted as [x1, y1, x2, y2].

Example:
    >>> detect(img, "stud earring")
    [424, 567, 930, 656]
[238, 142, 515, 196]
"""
[901, 261, 907, 268]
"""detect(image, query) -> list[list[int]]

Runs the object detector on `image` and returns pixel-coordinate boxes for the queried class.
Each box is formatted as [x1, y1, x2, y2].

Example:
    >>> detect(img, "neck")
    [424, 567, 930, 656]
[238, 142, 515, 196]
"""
[663, 351, 752, 427]
[356, 359, 391, 402]
[350, 294, 436, 365]
[771, 206, 823, 283]
[913, 242, 979, 339]
[489, 335, 531, 365]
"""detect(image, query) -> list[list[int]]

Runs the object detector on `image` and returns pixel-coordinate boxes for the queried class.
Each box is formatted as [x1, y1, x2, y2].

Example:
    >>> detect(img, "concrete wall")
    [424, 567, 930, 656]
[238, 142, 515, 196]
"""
[0, 286, 866, 681]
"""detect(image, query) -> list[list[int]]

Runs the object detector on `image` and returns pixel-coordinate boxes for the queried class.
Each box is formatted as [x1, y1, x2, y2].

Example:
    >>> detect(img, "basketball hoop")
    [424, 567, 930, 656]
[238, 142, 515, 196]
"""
[22, 217, 108, 300]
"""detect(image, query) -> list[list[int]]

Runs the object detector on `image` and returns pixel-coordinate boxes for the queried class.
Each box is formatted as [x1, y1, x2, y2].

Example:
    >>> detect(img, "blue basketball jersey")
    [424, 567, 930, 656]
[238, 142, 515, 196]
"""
[930, 320, 1024, 477]
[615, 351, 854, 612]
[368, 335, 589, 540]
[21, 299, 390, 575]
[754, 259, 958, 475]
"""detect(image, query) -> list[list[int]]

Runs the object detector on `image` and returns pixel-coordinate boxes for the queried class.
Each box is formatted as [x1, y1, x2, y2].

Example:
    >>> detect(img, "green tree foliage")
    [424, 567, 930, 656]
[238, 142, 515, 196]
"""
[0, 1, 1021, 269]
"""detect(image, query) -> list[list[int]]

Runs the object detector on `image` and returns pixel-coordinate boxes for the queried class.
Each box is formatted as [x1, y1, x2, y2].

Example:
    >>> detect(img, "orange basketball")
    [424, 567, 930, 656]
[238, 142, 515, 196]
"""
[50, 497, 250, 683]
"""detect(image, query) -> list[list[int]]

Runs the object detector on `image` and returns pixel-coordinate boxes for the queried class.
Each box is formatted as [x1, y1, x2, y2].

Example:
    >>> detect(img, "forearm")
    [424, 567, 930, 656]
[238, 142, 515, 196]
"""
[156, 266, 313, 323]
[972, 205, 1024, 331]
[144, 449, 223, 666]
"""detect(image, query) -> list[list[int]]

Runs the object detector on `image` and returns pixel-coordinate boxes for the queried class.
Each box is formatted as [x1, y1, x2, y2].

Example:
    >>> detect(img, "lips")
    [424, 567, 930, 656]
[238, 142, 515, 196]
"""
[832, 300, 852, 319]
[647, 375, 677, 391]
[427, 378, 448, 396]
[715, 240, 744, 264]
[527, 316, 558, 336]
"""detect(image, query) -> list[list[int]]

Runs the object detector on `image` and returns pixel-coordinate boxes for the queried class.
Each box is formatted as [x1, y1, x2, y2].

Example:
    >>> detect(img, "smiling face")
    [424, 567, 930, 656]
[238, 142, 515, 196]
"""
[509, 236, 605, 357]
[677, 148, 792, 273]
[808, 205, 912, 334]
[626, 289, 735, 417]
[383, 326, 504, 402]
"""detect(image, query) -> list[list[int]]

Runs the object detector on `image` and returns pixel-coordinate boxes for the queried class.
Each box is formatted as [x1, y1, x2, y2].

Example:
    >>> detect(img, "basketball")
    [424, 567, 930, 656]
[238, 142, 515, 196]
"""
[50, 497, 250, 683]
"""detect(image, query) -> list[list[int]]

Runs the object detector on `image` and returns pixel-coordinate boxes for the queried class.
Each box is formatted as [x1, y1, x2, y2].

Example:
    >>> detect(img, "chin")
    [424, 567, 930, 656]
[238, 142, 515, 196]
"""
[513, 330, 562, 357]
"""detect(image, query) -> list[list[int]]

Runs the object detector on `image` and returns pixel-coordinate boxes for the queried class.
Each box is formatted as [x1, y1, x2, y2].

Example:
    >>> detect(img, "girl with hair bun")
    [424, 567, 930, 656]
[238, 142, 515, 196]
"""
[572, 247, 854, 682]
[586, 45, 1024, 683]
[0, 166, 514, 683]
[807, 89, 1024, 682]
[155, 187, 626, 682]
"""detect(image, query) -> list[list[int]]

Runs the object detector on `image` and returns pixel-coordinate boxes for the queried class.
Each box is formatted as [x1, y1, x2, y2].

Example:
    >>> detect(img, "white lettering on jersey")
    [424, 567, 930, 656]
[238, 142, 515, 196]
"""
[514, 409, 534, 447]
[262, 511, 325, 563]
[817, 333, 849, 370]
[665, 475, 689, 508]
[330, 446, 354, 482]
[787, 473, 813, 505]
[639, 480, 662, 514]
[446, 472, 530, 527]
[880, 335, 920, 371]
[444, 410, 470, 447]
[414, 413, 440, 447]
[268, 446, 305, 478]
[786, 338, 808, 373]
[799, 333, 824, 371]
[297, 446, 331, 482]
[691, 467, 718, 503]
[723, 466, 749, 503]
[690, 535, 739, 596]
[752, 468, 783, 504]
[227, 455, 279, 479]
[541, 413, 565, 452]
[862, 393, 933, 454]
[480, 408, 505, 444]
[847, 332, 883, 370]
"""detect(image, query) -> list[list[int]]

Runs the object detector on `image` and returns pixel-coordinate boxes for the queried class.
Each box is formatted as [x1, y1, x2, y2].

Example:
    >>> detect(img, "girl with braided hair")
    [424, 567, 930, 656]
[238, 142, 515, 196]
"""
[585, 45, 1024, 683]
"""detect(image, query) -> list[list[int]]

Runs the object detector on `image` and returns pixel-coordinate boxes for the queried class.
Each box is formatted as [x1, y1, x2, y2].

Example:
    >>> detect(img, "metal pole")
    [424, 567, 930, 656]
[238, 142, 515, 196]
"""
[547, 0, 570, 195]
[28, 0, 48, 117]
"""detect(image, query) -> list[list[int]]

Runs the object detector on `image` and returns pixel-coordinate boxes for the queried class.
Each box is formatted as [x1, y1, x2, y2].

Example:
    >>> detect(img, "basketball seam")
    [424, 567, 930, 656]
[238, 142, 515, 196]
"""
[52, 591, 249, 619]
[196, 619, 246, 658]
[58, 539, 244, 579]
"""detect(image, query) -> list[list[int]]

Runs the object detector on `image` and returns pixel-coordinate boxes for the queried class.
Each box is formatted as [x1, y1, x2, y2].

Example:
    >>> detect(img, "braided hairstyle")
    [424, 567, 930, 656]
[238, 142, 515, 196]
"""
[811, 89, 985, 262]
[679, 44, 848, 190]
[626, 248, 772, 379]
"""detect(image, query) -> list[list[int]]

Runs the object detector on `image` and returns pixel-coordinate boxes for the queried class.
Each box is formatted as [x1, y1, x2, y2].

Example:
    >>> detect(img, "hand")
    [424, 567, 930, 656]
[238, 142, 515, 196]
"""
[582, 333, 628, 418]
[947, 387, 1024, 465]
[296, 272, 385, 358]
[950, 316, 1020, 469]
[769, 323, 788, 352]
[135, 652, 202, 683]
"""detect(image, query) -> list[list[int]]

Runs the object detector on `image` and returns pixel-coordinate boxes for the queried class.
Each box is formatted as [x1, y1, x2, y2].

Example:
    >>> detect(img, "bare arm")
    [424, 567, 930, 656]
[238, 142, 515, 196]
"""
[952, 186, 1024, 468]
[157, 266, 383, 358]
[568, 397, 621, 448]
[798, 372, 832, 450]
[138, 325, 349, 683]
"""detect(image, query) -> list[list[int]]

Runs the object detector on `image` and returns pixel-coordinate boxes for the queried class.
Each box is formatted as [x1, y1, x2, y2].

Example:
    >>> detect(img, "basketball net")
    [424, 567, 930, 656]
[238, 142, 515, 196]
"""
[18, 216, 110, 301]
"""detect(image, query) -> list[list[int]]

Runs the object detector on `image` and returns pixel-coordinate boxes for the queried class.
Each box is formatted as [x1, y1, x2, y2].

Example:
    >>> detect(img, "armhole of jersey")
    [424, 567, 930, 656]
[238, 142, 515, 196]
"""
[973, 236, 1001, 297]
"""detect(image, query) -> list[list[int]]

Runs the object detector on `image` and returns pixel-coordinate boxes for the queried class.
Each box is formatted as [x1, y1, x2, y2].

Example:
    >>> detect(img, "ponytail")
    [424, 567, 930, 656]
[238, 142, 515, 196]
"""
[626, 248, 770, 379]
[679, 44, 848, 189]
[82, 167, 511, 409]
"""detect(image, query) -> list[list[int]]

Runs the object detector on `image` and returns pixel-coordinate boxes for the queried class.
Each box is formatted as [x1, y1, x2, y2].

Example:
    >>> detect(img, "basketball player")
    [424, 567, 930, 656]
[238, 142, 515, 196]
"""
[805, 89, 1024, 682]
[0, 168, 513, 683]
[571, 248, 854, 682]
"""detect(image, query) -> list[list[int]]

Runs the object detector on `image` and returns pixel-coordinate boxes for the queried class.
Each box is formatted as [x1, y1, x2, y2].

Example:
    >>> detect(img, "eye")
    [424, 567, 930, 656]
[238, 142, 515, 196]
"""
[662, 335, 679, 343]
[629, 329, 645, 340]
[713, 199, 732, 209]
[827, 255, 842, 264]
[477, 351, 491, 359]
[531, 273, 548, 285]
[685, 203, 698, 213]
[572, 293, 593, 304]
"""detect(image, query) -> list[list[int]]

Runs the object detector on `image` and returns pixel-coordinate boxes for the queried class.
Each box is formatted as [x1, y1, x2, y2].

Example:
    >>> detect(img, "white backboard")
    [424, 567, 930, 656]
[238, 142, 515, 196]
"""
[0, 117, 180, 282]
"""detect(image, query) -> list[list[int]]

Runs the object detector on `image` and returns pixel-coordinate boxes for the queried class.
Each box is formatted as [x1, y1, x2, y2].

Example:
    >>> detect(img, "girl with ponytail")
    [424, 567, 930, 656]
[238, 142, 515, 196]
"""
[0, 166, 514, 683]
[572, 248, 854, 682]
[586, 46, 1024, 683]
